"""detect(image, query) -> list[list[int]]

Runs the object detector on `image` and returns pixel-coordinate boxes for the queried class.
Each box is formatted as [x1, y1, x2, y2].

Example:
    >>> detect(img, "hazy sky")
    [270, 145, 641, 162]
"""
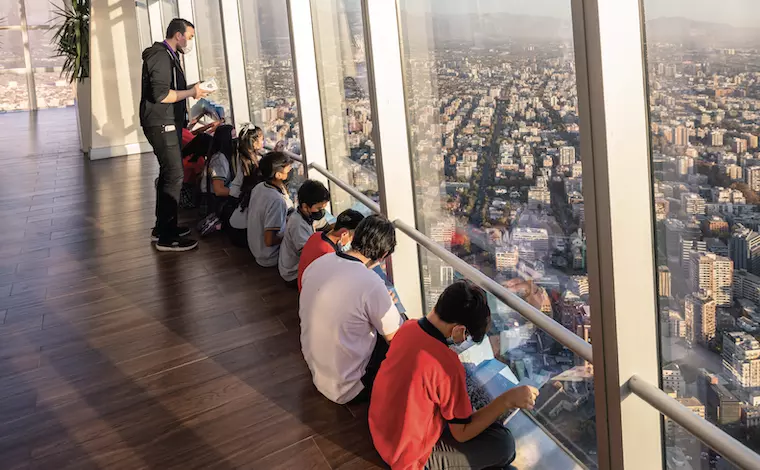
[410, 0, 760, 28]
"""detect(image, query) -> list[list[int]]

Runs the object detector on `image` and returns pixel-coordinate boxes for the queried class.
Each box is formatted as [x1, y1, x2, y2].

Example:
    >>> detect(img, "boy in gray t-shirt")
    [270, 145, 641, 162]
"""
[246, 152, 294, 267]
[279, 180, 331, 283]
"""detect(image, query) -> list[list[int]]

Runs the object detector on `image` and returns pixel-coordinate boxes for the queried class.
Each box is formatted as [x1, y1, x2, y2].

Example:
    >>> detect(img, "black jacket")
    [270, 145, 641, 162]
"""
[139, 42, 188, 128]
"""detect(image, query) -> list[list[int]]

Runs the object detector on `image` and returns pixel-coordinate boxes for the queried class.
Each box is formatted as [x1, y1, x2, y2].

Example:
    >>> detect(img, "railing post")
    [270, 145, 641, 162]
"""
[286, 0, 329, 188]
[359, 0, 423, 318]
[572, 0, 663, 468]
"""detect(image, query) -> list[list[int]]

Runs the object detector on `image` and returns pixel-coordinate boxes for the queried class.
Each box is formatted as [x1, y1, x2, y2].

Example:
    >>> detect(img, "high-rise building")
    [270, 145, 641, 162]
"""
[711, 130, 724, 147]
[680, 192, 705, 215]
[662, 363, 686, 397]
[664, 397, 704, 442]
[675, 125, 689, 146]
[676, 155, 694, 176]
[746, 166, 760, 192]
[708, 383, 741, 425]
[689, 252, 733, 306]
[527, 187, 551, 210]
[743, 133, 758, 150]
[729, 224, 760, 274]
[723, 331, 760, 389]
[725, 163, 743, 180]
[685, 290, 717, 344]
[560, 146, 575, 166]
[658, 266, 671, 297]
[735, 269, 760, 305]
[734, 138, 748, 154]
[495, 246, 519, 273]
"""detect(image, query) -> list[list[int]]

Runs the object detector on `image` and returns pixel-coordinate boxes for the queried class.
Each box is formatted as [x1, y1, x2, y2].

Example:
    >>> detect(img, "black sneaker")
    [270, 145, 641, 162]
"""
[155, 237, 199, 252]
[151, 226, 191, 242]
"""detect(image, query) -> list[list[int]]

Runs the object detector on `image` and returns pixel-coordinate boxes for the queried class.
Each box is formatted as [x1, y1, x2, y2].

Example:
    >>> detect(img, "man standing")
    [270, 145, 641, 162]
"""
[140, 18, 210, 252]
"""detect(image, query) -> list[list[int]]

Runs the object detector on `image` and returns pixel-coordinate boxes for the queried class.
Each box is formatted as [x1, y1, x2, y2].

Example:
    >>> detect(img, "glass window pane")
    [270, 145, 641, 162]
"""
[135, 0, 153, 51]
[33, 70, 73, 108]
[643, 0, 760, 463]
[27, 28, 74, 108]
[398, 0, 595, 464]
[160, 0, 178, 27]
[24, 0, 64, 26]
[28, 28, 58, 68]
[310, 0, 377, 214]
[1, 0, 22, 25]
[192, 0, 231, 118]
[237, 0, 301, 153]
[0, 30, 29, 111]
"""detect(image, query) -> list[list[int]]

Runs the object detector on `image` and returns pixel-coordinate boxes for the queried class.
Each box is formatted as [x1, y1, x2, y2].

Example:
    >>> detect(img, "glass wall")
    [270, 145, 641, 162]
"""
[237, 0, 300, 153]
[0, 0, 73, 111]
[398, 0, 595, 464]
[310, 0, 377, 214]
[644, 0, 760, 463]
[192, 0, 232, 118]
[0, 29, 29, 111]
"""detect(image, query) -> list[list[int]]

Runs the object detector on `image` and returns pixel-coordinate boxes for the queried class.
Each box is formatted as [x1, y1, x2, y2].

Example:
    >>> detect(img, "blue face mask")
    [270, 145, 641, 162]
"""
[341, 242, 351, 252]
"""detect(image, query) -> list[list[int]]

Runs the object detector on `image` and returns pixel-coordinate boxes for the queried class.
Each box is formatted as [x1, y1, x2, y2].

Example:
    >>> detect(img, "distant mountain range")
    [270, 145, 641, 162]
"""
[646, 17, 760, 47]
[429, 13, 573, 43]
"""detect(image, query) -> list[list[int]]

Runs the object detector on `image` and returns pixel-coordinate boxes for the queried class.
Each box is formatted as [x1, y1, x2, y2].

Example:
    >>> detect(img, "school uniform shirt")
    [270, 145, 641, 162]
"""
[297, 232, 339, 291]
[246, 182, 294, 267]
[278, 212, 315, 282]
[299, 252, 404, 404]
[368, 318, 473, 469]
[200, 153, 244, 198]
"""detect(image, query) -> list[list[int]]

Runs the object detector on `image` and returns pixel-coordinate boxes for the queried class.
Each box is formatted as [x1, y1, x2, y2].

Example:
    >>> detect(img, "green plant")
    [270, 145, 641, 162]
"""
[51, 0, 89, 83]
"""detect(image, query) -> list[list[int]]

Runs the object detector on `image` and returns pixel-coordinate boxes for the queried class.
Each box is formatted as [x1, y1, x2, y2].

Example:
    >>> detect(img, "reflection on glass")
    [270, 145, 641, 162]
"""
[192, 0, 231, 118]
[310, 0, 377, 214]
[237, 0, 301, 153]
[28, 28, 59, 67]
[398, 0, 594, 464]
[644, 0, 760, 463]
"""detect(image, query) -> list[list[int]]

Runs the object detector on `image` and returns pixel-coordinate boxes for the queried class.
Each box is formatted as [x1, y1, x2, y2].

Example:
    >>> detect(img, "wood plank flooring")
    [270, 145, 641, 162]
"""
[0, 109, 385, 469]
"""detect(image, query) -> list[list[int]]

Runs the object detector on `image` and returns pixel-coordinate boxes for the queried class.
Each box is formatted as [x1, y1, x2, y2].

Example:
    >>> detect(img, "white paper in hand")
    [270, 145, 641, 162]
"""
[200, 78, 218, 92]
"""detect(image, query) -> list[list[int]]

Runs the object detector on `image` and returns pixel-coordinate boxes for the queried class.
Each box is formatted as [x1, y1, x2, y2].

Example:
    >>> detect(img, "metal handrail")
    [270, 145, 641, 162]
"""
[393, 219, 594, 363]
[629, 375, 760, 469]
[304, 161, 593, 363]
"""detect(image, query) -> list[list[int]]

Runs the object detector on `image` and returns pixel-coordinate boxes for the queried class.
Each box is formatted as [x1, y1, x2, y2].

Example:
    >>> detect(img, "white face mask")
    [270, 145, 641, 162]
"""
[180, 39, 193, 54]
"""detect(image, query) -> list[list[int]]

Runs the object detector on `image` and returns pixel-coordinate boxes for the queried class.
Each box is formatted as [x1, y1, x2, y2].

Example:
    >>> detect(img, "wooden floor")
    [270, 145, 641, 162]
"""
[0, 109, 385, 470]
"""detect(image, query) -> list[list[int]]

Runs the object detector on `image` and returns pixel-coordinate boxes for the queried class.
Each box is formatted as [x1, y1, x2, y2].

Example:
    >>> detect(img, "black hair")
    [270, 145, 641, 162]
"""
[236, 125, 263, 177]
[166, 18, 194, 39]
[209, 124, 235, 162]
[182, 133, 212, 162]
[297, 180, 330, 207]
[351, 215, 396, 262]
[434, 280, 491, 343]
[259, 151, 293, 180]
[334, 209, 364, 232]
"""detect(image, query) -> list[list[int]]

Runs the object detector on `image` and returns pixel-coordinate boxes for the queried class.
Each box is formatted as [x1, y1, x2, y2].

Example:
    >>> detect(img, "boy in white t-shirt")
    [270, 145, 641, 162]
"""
[245, 152, 294, 267]
[299, 215, 405, 404]
[278, 180, 330, 286]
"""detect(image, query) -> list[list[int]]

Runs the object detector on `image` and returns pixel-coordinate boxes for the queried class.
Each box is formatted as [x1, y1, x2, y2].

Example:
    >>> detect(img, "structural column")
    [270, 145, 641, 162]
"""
[572, 0, 663, 467]
[359, 0, 423, 317]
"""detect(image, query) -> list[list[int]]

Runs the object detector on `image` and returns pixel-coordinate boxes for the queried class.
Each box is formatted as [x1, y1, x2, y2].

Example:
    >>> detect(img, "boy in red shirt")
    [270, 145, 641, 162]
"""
[368, 280, 539, 469]
[297, 209, 365, 290]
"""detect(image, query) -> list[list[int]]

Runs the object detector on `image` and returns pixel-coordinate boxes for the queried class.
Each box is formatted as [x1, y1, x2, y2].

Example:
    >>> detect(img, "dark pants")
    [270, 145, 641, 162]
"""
[144, 124, 183, 242]
[425, 424, 516, 470]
